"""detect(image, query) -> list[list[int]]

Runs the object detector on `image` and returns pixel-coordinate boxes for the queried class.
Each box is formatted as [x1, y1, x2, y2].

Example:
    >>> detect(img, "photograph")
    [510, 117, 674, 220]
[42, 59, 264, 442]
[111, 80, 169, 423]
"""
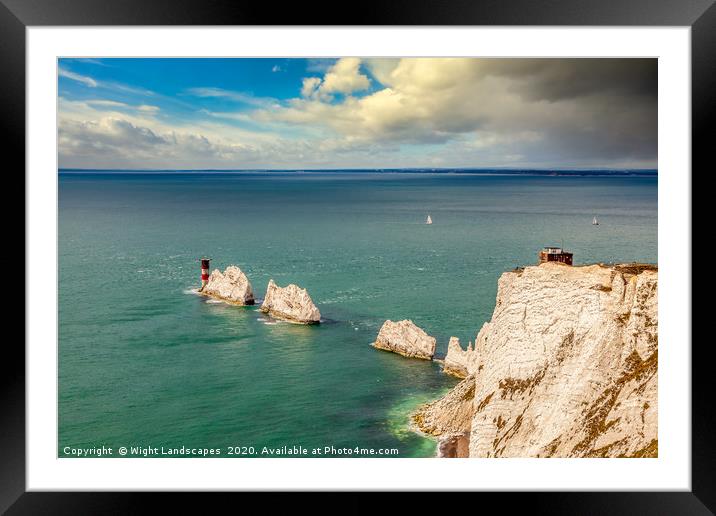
[57, 56, 659, 460]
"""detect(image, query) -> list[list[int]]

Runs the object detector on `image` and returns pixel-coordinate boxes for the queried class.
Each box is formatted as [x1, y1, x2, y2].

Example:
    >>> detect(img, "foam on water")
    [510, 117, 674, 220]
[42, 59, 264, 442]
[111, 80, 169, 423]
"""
[257, 316, 283, 325]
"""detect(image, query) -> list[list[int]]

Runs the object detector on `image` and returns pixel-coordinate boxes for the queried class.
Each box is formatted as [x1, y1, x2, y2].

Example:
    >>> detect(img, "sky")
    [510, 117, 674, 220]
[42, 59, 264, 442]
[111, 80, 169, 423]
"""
[57, 58, 657, 170]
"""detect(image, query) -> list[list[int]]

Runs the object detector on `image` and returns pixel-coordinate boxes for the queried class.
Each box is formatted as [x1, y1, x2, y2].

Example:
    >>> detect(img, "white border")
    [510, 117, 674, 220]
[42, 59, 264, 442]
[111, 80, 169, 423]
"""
[27, 27, 691, 491]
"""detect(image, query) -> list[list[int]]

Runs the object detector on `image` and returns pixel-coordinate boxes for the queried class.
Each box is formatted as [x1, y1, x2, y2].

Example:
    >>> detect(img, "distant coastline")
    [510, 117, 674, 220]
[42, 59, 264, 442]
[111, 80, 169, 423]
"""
[58, 168, 658, 177]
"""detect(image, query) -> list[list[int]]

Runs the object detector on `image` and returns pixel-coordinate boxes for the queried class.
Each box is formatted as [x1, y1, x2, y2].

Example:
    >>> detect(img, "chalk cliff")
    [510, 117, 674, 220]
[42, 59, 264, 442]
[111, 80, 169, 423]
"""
[201, 265, 255, 305]
[373, 320, 436, 360]
[260, 279, 321, 324]
[413, 262, 658, 458]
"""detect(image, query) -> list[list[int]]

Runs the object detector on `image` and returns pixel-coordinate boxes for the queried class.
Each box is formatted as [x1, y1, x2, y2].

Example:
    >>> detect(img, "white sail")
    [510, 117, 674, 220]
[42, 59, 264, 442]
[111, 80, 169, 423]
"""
[426, 215, 433, 225]
[592, 216, 599, 225]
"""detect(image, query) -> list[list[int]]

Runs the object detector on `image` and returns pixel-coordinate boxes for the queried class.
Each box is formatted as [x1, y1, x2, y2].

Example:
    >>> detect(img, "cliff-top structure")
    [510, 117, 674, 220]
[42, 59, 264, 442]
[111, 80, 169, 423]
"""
[372, 320, 436, 360]
[200, 265, 255, 305]
[413, 262, 658, 458]
[260, 279, 321, 324]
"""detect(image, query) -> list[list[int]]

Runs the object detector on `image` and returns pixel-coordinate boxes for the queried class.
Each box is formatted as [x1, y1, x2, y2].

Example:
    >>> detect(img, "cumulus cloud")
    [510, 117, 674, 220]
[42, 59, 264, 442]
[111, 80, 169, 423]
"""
[301, 77, 322, 99]
[319, 58, 371, 95]
[252, 58, 656, 165]
[300, 58, 371, 100]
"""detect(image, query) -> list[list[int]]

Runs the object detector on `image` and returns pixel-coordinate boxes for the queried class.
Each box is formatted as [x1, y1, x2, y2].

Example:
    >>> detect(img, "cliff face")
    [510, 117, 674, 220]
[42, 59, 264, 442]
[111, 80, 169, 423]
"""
[260, 279, 321, 324]
[414, 262, 658, 458]
[373, 320, 437, 360]
[201, 266, 255, 305]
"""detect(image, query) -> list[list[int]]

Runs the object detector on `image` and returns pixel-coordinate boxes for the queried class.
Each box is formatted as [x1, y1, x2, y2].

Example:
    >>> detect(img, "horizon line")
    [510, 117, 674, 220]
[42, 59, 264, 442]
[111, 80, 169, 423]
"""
[58, 167, 658, 173]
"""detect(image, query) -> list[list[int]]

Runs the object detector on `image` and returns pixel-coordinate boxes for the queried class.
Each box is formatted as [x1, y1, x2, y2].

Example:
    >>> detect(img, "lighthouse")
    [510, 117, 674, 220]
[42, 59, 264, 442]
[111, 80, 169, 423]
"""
[200, 257, 211, 290]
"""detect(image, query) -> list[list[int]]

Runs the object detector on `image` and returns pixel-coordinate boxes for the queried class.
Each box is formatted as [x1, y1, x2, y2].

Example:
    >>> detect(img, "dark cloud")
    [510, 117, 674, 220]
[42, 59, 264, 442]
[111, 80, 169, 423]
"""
[480, 58, 657, 102]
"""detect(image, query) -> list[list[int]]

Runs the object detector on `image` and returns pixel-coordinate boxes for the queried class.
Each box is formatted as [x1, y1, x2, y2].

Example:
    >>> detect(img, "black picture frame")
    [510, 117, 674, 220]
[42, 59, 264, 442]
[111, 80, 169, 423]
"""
[3, 0, 709, 512]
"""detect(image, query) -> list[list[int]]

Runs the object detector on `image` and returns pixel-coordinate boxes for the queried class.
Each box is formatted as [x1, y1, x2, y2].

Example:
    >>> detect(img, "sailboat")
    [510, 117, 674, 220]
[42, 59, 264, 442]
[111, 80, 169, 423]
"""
[592, 216, 599, 225]
[426, 215, 433, 225]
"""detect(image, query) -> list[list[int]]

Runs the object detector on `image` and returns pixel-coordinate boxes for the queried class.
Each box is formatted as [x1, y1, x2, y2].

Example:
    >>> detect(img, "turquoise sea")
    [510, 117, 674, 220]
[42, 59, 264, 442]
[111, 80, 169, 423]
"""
[58, 171, 657, 458]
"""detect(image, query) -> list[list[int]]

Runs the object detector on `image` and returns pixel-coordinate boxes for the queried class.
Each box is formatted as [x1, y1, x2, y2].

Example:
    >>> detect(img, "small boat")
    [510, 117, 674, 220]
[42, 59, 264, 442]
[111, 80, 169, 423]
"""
[592, 216, 599, 225]
[426, 215, 433, 225]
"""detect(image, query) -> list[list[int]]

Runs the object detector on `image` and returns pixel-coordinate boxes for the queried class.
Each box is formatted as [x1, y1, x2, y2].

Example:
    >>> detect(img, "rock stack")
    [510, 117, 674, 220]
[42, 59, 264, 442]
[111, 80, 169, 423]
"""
[201, 265, 255, 305]
[442, 337, 476, 378]
[260, 279, 321, 324]
[372, 319, 436, 360]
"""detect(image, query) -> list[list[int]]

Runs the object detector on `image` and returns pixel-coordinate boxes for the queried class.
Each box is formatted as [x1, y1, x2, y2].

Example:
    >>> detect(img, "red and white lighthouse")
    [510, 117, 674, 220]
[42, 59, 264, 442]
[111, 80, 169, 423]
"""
[200, 257, 211, 290]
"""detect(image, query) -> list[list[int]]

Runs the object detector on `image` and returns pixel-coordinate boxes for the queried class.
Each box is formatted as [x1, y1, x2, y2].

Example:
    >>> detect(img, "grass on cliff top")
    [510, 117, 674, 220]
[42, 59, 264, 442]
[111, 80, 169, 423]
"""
[601, 263, 658, 275]
[513, 263, 657, 275]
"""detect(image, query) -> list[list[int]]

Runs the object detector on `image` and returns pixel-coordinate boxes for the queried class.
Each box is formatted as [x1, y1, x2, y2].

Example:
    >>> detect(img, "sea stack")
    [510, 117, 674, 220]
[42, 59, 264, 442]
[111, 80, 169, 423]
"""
[413, 262, 658, 458]
[372, 320, 436, 360]
[201, 265, 255, 305]
[442, 337, 476, 378]
[260, 279, 321, 324]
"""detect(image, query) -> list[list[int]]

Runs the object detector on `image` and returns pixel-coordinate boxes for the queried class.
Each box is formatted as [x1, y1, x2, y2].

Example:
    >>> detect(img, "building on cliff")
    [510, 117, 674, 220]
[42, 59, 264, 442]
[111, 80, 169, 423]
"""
[539, 246, 573, 266]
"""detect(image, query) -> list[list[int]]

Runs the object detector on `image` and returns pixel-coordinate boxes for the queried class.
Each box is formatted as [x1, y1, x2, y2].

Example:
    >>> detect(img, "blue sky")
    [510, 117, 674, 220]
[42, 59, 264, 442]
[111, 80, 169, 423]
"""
[58, 58, 657, 170]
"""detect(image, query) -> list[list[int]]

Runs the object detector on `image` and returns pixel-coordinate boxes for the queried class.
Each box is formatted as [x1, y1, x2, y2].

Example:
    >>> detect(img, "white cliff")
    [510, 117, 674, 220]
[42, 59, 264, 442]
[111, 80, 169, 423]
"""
[372, 320, 436, 360]
[413, 375, 476, 458]
[413, 262, 658, 458]
[201, 265, 255, 305]
[260, 279, 321, 324]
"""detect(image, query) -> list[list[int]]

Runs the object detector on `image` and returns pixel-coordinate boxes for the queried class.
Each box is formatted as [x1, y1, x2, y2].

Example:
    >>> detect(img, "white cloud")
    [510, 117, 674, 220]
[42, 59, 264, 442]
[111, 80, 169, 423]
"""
[58, 67, 162, 99]
[81, 99, 160, 114]
[59, 115, 259, 168]
[319, 58, 370, 95]
[70, 58, 111, 67]
[59, 97, 308, 168]
[300, 77, 322, 98]
[186, 87, 277, 108]
[300, 58, 370, 100]
[86, 99, 127, 108]
[58, 67, 98, 87]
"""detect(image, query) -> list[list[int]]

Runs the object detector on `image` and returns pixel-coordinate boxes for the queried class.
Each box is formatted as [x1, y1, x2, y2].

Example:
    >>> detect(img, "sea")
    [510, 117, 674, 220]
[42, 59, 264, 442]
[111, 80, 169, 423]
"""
[58, 171, 658, 458]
